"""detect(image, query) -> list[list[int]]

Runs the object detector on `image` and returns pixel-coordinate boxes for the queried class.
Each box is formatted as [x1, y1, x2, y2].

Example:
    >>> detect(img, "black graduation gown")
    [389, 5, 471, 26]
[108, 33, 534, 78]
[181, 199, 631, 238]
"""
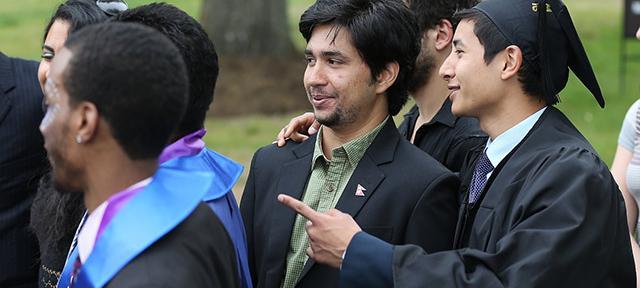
[106, 203, 240, 288]
[342, 107, 635, 287]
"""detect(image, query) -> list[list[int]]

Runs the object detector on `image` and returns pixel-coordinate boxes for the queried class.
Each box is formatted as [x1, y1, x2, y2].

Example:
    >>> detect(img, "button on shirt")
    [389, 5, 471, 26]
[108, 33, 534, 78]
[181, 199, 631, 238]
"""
[282, 118, 387, 288]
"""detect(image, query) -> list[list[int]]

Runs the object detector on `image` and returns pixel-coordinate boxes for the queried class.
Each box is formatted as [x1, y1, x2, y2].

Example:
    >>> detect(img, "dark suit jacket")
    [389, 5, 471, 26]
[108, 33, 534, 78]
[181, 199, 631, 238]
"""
[0, 52, 47, 288]
[341, 107, 635, 288]
[241, 119, 459, 288]
[106, 203, 240, 287]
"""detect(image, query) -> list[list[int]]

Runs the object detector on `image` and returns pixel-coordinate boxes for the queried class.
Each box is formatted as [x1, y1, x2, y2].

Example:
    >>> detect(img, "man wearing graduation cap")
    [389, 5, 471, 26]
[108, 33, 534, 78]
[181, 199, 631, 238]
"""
[278, 0, 637, 286]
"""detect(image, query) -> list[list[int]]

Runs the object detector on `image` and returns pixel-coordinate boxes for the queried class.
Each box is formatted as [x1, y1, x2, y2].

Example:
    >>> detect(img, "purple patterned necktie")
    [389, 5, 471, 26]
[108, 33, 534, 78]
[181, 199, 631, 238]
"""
[468, 152, 494, 204]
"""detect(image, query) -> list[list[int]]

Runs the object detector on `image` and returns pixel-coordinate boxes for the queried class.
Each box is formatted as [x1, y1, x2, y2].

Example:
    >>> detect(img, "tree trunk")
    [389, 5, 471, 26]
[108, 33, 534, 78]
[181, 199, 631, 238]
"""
[200, 0, 295, 57]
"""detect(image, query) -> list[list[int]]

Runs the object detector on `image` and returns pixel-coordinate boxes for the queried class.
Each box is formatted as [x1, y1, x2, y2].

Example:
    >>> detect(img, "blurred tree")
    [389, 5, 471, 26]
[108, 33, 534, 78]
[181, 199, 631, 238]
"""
[201, 0, 295, 57]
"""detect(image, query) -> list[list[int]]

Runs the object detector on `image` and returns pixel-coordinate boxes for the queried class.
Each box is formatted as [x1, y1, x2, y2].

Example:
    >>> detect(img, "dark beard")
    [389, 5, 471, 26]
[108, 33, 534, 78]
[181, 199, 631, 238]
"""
[316, 106, 343, 127]
[315, 105, 360, 128]
[29, 170, 85, 270]
[407, 50, 436, 94]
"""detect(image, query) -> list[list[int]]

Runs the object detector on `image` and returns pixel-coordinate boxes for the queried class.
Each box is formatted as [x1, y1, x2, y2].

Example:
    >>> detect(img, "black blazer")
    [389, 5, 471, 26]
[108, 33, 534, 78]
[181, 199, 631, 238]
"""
[0, 53, 47, 288]
[241, 119, 459, 288]
[106, 203, 240, 287]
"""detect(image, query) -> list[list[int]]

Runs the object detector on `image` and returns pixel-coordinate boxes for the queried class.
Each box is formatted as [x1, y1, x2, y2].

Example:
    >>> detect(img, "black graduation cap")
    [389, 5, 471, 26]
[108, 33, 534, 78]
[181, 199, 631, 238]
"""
[472, 0, 605, 108]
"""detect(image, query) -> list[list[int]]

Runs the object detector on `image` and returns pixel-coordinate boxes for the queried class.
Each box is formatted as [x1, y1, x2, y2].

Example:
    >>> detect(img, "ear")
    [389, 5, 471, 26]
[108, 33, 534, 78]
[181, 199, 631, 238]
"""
[375, 61, 399, 95]
[71, 101, 99, 144]
[500, 45, 523, 81]
[433, 19, 454, 51]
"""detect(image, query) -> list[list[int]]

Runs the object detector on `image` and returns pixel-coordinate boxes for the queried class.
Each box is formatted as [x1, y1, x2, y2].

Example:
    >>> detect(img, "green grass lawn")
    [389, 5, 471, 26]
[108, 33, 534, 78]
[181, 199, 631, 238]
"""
[202, 112, 305, 198]
[1, 0, 639, 195]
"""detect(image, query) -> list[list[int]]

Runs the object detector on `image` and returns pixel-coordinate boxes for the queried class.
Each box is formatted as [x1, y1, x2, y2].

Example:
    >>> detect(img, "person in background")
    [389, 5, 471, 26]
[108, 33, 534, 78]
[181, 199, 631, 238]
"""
[29, 1, 122, 287]
[115, 4, 250, 287]
[611, 25, 640, 288]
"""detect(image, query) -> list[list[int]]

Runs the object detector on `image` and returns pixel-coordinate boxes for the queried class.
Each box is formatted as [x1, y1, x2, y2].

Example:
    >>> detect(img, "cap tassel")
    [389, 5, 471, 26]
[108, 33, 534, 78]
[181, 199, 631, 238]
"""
[537, 0, 558, 105]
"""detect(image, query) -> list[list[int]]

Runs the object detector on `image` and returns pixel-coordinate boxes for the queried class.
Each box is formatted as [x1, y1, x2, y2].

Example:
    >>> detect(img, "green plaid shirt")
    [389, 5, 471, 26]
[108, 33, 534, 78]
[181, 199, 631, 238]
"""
[281, 118, 388, 288]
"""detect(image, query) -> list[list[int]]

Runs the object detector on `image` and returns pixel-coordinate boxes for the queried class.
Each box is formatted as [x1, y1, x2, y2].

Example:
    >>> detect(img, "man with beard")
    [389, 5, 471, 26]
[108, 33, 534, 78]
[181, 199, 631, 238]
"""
[41, 22, 238, 287]
[277, 0, 487, 175]
[397, 0, 486, 173]
[240, 0, 458, 287]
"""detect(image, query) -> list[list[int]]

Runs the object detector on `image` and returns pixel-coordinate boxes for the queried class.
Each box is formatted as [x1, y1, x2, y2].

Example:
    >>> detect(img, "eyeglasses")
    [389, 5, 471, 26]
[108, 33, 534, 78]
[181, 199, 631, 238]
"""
[95, 0, 128, 16]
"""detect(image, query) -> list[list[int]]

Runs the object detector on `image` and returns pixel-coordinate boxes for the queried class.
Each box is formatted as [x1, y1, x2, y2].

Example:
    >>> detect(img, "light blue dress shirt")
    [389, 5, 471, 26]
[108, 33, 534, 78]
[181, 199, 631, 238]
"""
[485, 107, 547, 178]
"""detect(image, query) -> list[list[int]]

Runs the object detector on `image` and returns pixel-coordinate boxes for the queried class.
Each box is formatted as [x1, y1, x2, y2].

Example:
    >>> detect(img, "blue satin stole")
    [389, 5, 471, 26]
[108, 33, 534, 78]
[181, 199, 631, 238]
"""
[161, 148, 252, 288]
[59, 167, 212, 288]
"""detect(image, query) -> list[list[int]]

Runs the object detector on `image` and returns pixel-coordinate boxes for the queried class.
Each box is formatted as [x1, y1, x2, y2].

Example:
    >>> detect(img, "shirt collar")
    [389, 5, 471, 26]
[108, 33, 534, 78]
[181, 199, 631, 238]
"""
[77, 201, 107, 263]
[402, 105, 419, 119]
[403, 98, 457, 129]
[313, 116, 388, 167]
[433, 99, 456, 127]
[158, 128, 206, 164]
[77, 177, 152, 263]
[485, 107, 547, 168]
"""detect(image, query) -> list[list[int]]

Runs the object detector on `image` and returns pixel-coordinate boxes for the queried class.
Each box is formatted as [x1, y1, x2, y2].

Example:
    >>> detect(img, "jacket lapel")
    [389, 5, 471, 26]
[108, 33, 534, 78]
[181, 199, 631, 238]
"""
[453, 149, 481, 248]
[334, 156, 385, 218]
[0, 53, 15, 126]
[335, 119, 397, 219]
[297, 119, 397, 283]
[265, 138, 315, 286]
